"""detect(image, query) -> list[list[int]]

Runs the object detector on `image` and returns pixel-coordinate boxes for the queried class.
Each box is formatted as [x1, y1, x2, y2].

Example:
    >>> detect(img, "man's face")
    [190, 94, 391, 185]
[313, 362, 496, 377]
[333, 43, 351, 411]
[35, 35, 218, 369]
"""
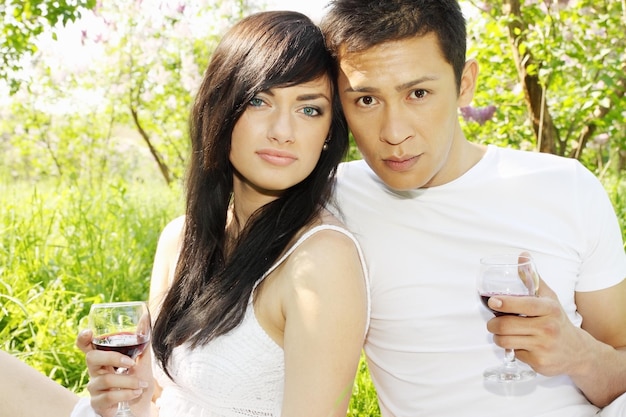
[337, 33, 476, 190]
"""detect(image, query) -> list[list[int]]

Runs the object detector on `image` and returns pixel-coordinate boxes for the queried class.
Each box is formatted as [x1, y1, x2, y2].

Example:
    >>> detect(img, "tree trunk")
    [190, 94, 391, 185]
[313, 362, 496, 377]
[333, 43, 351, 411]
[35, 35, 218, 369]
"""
[503, 0, 559, 155]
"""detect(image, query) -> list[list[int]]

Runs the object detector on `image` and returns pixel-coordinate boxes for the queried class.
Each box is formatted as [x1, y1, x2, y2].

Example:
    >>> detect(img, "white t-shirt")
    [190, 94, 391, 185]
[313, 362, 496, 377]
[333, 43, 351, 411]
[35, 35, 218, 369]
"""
[332, 145, 626, 417]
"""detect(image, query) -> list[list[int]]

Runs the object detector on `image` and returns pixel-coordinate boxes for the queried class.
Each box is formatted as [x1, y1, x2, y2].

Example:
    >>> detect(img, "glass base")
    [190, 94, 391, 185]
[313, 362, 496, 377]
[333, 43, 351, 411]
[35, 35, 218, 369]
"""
[483, 364, 536, 382]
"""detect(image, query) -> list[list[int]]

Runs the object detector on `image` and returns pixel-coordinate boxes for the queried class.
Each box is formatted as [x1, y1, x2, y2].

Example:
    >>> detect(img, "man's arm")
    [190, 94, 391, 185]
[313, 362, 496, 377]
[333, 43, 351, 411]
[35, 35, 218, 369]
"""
[572, 279, 626, 407]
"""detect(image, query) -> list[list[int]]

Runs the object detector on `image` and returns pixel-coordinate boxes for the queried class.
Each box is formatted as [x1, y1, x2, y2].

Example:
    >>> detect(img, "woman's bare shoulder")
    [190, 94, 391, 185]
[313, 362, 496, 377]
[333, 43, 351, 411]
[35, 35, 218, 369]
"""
[153, 215, 185, 271]
[158, 215, 185, 247]
[163, 215, 185, 234]
[286, 215, 363, 284]
[149, 216, 185, 311]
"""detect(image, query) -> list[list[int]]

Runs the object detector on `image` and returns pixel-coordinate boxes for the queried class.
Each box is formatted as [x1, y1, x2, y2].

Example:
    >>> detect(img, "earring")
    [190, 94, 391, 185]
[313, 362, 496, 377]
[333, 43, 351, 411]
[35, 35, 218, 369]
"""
[322, 138, 330, 151]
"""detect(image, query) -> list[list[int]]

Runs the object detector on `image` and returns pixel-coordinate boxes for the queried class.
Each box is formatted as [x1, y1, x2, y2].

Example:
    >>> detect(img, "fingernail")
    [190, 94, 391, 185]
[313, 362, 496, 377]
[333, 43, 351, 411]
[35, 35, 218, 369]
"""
[132, 389, 143, 397]
[489, 297, 503, 308]
[139, 381, 149, 388]
[121, 357, 135, 366]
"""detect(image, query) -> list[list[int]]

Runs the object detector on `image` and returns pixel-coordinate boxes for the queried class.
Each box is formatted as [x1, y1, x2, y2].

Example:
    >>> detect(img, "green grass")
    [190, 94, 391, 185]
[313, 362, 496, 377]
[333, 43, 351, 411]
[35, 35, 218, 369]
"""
[349, 355, 381, 416]
[0, 178, 180, 390]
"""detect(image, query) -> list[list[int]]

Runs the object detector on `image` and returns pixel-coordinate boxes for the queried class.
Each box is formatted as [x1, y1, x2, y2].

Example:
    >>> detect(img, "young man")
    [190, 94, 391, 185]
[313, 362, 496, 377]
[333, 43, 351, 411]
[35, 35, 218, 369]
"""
[320, 1, 626, 416]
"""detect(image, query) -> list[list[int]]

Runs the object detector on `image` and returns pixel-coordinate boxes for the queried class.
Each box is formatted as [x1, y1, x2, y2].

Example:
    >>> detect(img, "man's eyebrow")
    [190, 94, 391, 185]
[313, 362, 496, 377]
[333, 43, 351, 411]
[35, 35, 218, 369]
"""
[343, 85, 379, 94]
[343, 76, 439, 94]
[395, 76, 439, 92]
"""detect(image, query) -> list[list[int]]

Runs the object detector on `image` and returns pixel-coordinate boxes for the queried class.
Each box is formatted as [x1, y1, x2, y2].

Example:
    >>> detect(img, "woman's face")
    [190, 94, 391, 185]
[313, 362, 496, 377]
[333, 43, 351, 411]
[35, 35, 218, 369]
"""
[230, 75, 332, 202]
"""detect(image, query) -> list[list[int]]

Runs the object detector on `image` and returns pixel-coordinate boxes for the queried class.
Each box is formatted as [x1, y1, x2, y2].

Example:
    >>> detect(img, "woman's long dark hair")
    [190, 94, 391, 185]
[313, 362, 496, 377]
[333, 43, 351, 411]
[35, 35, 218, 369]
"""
[152, 11, 349, 377]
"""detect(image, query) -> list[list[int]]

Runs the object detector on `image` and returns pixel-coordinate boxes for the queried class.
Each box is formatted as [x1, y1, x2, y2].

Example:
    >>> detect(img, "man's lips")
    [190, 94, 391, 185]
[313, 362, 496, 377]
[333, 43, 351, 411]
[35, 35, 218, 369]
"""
[383, 155, 419, 171]
[256, 149, 298, 166]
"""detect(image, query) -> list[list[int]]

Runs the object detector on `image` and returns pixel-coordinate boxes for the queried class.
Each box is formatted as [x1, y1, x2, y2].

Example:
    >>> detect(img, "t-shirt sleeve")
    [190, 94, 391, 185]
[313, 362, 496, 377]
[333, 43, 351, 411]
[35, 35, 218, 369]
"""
[576, 162, 626, 292]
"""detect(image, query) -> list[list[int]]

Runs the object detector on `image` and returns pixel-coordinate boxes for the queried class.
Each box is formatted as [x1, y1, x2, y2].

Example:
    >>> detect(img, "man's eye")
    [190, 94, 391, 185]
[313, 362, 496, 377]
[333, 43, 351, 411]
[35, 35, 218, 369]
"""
[357, 96, 376, 106]
[411, 90, 428, 99]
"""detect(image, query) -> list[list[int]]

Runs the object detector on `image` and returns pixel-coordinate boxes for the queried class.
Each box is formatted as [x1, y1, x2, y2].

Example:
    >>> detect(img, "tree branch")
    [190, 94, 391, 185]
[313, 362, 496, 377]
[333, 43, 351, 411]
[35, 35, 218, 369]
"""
[129, 105, 172, 185]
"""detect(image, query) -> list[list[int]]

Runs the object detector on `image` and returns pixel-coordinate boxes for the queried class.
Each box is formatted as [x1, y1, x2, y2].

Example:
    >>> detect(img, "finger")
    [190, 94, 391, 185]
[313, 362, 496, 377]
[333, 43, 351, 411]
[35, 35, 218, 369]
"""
[488, 294, 550, 318]
[88, 372, 149, 392]
[536, 276, 558, 299]
[76, 329, 93, 353]
[515, 252, 556, 300]
[487, 315, 540, 338]
[517, 251, 540, 294]
[88, 383, 145, 412]
[86, 350, 135, 375]
[491, 333, 534, 351]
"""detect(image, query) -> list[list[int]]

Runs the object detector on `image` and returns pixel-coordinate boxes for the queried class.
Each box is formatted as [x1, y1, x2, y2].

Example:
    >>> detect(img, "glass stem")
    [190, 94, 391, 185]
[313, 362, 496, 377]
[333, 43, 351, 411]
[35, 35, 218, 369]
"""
[115, 367, 134, 417]
[503, 348, 517, 368]
[118, 400, 131, 412]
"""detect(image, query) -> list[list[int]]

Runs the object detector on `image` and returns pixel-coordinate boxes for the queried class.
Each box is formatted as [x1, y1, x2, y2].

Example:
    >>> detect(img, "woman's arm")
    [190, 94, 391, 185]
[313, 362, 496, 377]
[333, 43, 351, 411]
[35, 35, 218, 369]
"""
[0, 349, 79, 417]
[280, 229, 368, 417]
[148, 215, 185, 314]
[147, 215, 185, 409]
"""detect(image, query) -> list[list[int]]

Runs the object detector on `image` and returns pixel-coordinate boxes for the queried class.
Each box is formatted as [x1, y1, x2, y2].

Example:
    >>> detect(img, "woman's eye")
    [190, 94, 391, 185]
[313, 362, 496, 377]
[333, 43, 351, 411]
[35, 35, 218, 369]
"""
[249, 97, 264, 107]
[302, 106, 320, 116]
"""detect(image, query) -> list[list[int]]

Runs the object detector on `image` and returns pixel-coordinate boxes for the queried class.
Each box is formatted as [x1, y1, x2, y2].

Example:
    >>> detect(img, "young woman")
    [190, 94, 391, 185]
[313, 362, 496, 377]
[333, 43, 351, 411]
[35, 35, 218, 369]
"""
[73, 10, 369, 417]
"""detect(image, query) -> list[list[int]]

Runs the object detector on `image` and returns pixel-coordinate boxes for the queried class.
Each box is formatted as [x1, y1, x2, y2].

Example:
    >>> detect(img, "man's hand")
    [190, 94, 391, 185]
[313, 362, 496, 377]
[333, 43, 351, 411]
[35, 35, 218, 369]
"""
[486, 277, 591, 377]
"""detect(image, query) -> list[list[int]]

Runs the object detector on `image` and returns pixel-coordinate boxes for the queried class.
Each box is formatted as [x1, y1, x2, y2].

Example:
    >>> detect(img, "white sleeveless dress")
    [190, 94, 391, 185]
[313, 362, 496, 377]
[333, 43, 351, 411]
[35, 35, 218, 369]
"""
[154, 224, 370, 417]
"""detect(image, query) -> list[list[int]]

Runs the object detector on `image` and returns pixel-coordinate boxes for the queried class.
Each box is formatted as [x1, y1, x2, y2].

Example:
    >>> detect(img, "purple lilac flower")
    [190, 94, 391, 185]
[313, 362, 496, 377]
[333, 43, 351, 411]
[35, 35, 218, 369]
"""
[460, 105, 497, 125]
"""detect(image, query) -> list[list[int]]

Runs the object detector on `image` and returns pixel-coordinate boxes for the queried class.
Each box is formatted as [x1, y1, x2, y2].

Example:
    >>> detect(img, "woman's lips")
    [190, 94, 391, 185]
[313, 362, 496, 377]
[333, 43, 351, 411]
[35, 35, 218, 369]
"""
[257, 149, 298, 166]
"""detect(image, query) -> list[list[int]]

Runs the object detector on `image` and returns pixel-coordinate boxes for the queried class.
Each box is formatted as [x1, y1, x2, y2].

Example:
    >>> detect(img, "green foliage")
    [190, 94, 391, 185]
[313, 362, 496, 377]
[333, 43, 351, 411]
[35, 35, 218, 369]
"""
[0, 0, 264, 186]
[464, 0, 626, 174]
[465, 16, 533, 150]
[0, 0, 96, 93]
[603, 176, 626, 250]
[0, 90, 124, 183]
[345, 133, 362, 162]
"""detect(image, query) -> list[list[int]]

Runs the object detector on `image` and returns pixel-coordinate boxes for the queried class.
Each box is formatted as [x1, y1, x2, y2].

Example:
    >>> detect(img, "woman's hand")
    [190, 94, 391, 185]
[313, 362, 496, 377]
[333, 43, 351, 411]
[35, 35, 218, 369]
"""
[76, 330, 155, 417]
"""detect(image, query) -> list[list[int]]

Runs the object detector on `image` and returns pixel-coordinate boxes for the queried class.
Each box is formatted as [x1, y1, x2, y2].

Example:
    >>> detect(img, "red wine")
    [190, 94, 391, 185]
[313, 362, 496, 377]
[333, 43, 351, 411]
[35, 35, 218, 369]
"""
[92, 332, 149, 359]
[480, 294, 522, 317]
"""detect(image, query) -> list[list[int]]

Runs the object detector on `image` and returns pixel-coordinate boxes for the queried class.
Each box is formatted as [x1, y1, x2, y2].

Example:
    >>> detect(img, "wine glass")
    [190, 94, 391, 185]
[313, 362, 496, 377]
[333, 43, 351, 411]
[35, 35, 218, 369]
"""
[476, 253, 539, 382]
[88, 301, 152, 417]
